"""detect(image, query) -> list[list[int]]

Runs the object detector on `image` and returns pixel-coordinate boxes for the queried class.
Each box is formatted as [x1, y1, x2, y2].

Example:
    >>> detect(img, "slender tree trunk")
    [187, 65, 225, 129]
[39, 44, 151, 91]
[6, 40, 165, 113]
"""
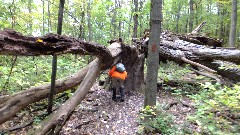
[87, 0, 94, 63]
[189, 0, 194, 32]
[133, 0, 138, 38]
[138, 0, 143, 35]
[42, 0, 45, 35]
[144, 0, 162, 107]
[229, 0, 237, 47]
[78, 1, 85, 40]
[28, 0, 33, 35]
[128, 1, 133, 40]
[47, 0, 52, 32]
[220, 8, 225, 40]
[87, 0, 92, 42]
[47, 0, 65, 114]
[118, 0, 122, 38]
[175, 3, 181, 33]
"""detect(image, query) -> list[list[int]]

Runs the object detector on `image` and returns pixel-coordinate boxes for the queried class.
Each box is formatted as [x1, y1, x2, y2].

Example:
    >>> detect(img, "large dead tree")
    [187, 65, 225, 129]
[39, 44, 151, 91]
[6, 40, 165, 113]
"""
[0, 25, 240, 133]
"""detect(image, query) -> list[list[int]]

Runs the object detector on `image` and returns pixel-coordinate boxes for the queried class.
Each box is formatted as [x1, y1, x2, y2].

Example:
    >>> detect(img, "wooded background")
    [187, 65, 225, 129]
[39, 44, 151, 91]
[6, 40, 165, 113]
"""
[0, 0, 239, 47]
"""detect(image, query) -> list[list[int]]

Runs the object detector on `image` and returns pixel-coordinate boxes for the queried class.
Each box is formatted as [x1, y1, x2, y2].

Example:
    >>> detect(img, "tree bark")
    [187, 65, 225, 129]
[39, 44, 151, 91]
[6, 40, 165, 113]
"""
[133, 0, 138, 38]
[144, 0, 162, 107]
[189, 0, 194, 32]
[48, 0, 65, 114]
[229, 0, 237, 47]
[0, 65, 89, 124]
[29, 58, 102, 135]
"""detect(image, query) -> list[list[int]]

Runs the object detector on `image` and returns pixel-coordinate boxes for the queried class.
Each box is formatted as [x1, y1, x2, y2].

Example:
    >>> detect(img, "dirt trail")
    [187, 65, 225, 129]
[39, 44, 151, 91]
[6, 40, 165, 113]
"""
[60, 84, 196, 134]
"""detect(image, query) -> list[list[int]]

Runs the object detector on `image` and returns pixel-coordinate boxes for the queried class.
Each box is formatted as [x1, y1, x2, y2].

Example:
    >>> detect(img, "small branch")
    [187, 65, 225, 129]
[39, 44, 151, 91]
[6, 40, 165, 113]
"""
[0, 119, 34, 133]
[181, 57, 216, 73]
[2, 56, 17, 90]
[190, 68, 222, 84]
[189, 21, 206, 34]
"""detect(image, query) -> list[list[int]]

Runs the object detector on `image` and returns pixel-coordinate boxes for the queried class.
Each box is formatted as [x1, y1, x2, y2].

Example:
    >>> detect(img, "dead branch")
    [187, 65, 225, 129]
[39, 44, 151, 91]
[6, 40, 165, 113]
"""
[181, 57, 216, 73]
[189, 21, 206, 35]
[30, 58, 102, 135]
[0, 119, 34, 133]
[190, 68, 222, 84]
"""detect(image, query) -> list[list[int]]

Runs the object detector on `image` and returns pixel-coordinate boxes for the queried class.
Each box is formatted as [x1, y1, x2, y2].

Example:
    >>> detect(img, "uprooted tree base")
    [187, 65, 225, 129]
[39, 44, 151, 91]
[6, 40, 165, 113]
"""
[0, 23, 240, 133]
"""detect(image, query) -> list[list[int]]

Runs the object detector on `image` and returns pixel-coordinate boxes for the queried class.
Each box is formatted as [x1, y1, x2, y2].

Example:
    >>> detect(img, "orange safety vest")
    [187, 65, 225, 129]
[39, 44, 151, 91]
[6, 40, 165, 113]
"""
[108, 66, 127, 80]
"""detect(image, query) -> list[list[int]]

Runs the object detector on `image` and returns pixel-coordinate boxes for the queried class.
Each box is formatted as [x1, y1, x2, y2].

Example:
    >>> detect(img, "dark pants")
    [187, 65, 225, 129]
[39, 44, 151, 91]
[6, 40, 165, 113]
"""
[111, 78, 125, 101]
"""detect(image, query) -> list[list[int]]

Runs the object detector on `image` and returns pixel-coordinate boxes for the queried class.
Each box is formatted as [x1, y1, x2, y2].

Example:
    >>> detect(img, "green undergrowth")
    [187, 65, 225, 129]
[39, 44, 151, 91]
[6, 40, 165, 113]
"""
[138, 104, 177, 135]
[188, 83, 240, 134]
[0, 55, 87, 94]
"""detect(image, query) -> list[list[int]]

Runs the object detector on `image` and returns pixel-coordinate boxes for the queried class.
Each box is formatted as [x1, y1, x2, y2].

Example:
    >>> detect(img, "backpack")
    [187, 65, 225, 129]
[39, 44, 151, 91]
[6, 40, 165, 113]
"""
[116, 63, 126, 73]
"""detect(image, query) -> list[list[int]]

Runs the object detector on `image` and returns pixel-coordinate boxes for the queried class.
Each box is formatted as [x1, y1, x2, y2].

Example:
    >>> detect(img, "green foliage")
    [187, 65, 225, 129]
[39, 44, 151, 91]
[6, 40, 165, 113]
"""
[0, 55, 87, 93]
[138, 105, 177, 134]
[158, 61, 191, 82]
[188, 83, 240, 134]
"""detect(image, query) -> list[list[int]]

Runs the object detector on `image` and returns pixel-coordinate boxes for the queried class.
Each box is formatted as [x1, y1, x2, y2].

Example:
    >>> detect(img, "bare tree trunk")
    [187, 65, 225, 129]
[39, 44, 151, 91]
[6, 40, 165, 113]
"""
[189, 0, 194, 32]
[78, 1, 85, 40]
[175, 3, 181, 33]
[118, 0, 122, 38]
[47, 0, 65, 114]
[42, 0, 45, 35]
[144, 0, 162, 107]
[87, 0, 92, 42]
[133, 0, 138, 38]
[229, 0, 237, 47]
[28, 0, 33, 35]
[47, 0, 52, 32]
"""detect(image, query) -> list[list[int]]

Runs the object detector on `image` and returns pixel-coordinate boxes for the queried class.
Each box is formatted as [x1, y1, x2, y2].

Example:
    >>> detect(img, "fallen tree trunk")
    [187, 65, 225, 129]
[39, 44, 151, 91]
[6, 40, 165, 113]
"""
[0, 29, 113, 68]
[0, 65, 89, 124]
[29, 58, 102, 135]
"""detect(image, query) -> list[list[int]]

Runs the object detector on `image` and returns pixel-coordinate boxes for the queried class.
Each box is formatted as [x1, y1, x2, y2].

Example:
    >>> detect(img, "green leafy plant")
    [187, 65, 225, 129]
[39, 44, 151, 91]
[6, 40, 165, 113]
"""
[188, 83, 240, 134]
[138, 105, 177, 134]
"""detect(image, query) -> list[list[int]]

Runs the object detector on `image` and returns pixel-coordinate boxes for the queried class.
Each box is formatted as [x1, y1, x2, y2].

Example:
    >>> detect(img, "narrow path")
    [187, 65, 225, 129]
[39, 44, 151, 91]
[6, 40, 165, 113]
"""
[61, 84, 196, 134]
[61, 85, 143, 134]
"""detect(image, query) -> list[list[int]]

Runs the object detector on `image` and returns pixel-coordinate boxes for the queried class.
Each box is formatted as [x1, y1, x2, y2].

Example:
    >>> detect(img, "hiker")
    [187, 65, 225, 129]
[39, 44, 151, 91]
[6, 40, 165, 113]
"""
[108, 63, 127, 102]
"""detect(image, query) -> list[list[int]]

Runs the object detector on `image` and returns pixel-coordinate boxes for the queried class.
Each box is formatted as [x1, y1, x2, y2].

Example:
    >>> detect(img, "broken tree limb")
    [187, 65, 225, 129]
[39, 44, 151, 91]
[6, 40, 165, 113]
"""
[0, 65, 89, 125]
[29, 58, 102, 135]
[181, 57, 216, 73]
[189, 21, 207, 35]
[190, 68, 222, 84]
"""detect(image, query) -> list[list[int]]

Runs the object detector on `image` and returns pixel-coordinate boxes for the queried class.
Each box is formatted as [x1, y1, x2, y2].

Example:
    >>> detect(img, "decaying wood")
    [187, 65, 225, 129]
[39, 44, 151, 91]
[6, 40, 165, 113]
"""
[0, 65, 89, 124]
[0, 29, 112, 67]
[30, 58, 102, 135]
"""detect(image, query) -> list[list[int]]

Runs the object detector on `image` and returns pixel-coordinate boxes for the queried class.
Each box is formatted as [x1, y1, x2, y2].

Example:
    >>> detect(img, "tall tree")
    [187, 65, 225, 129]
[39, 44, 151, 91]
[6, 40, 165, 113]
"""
[133, 0, 138, 38]
[47, 0, 65, 114]
[189, 0, 194, 32]
[42, 0, 45, 35]
[144, 0, 162, 107]
[229, 0, 237, 47]
[87, 0, 92, 41]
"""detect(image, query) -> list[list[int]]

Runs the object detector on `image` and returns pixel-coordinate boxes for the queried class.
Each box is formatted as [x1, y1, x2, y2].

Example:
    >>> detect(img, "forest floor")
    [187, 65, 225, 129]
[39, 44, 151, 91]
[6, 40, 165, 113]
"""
[59, 84, 198, 135]
[1, 83, 199, 135]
